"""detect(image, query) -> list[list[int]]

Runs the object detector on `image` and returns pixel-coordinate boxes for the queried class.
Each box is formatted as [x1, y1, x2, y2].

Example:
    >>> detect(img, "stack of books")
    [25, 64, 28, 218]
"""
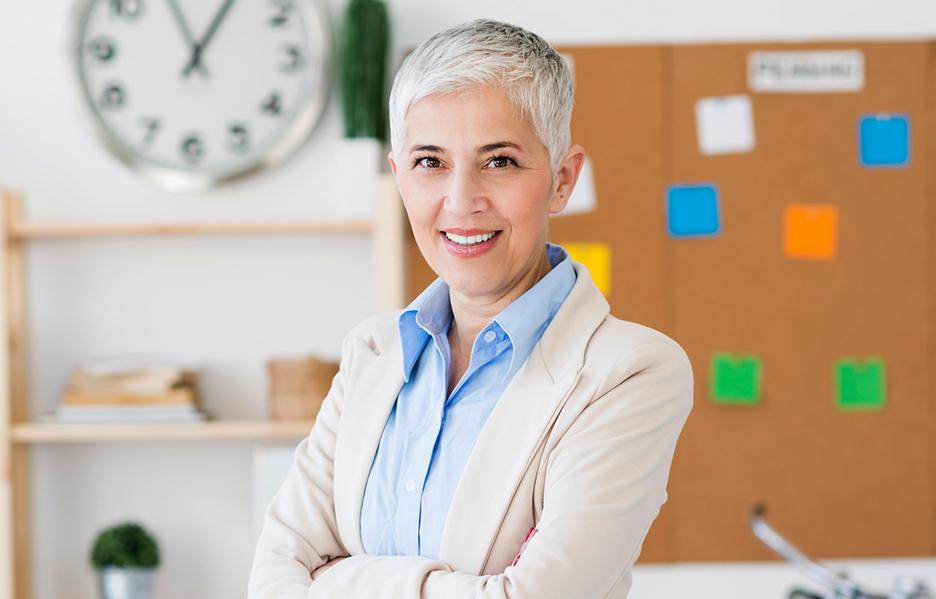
[41, 356, 210, 424]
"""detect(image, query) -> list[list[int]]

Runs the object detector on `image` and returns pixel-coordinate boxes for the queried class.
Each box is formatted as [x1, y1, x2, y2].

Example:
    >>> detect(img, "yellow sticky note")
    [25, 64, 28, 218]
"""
[784, 204, 838, 260]
[564, 242, 611, 296]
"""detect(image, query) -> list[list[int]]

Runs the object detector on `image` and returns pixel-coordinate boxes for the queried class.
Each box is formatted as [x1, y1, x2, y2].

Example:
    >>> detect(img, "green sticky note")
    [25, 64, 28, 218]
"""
[835, 358, 886, 410]
[711, 353, 762, 405]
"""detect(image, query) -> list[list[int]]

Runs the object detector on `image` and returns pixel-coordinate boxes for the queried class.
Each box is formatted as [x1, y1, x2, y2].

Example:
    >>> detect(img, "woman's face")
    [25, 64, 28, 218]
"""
[389, 85, 584, 303]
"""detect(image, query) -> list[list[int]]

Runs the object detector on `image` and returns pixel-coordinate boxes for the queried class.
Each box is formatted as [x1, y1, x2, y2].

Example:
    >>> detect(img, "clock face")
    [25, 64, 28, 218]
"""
[73, 0, 331, 190]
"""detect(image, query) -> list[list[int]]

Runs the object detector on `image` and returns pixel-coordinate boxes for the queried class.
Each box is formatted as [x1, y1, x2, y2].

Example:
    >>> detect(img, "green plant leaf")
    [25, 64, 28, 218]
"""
[90, 522, 160, 570]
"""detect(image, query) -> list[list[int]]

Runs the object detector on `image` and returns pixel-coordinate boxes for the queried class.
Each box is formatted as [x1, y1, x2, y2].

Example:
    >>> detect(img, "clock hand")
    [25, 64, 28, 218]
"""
[182, 0, 236, 78]
[165, 0, 208, 78]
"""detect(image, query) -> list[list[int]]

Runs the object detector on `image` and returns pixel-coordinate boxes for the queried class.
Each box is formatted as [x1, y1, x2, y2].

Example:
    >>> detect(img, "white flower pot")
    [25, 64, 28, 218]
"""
[98, 567, 154, 599]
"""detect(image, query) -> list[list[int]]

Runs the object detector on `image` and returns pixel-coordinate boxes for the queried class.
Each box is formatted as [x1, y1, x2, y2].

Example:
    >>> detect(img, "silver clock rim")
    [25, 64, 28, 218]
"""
[68, 0, 333, 193]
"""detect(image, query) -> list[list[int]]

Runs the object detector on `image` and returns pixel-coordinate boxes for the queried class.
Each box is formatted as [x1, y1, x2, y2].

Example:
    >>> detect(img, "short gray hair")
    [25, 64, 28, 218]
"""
[388, 19, 574, 176]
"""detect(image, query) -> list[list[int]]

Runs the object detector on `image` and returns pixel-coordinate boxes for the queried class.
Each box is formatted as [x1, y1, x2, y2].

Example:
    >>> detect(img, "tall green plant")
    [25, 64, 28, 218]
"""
[90, 522, 160, 570]
[340, 0, 390, 140]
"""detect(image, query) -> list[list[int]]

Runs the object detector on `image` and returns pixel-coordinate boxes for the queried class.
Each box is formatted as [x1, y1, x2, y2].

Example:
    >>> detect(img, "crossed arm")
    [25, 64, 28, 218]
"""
[247, 340, 693, 599]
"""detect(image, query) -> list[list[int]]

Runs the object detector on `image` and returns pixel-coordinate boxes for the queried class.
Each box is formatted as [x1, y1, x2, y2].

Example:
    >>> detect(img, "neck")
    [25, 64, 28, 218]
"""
[447, 247, 553, 356]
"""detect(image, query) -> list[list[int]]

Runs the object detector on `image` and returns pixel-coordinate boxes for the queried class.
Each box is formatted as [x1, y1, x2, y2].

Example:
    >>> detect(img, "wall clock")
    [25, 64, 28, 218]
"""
[72, 0, 331, 191]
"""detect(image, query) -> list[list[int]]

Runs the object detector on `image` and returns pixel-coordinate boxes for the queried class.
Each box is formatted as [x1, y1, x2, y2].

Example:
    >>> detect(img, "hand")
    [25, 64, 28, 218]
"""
[182, 0, 236, 78]
[165, 0, 208, 78]
[311, 556, 347, 581]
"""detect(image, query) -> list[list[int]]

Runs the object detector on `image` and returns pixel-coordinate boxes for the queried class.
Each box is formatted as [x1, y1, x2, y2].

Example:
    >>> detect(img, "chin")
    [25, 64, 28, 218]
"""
[440, 269, 500, 298]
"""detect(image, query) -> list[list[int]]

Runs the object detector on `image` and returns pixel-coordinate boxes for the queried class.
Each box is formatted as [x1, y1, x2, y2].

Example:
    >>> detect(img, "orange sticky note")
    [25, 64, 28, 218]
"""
[564, 242, 611, 296]
[783, 204, 838, 260]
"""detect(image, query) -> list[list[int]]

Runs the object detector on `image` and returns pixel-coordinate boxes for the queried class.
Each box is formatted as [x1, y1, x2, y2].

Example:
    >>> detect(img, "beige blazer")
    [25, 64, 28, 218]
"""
[248, 260, 693, 598]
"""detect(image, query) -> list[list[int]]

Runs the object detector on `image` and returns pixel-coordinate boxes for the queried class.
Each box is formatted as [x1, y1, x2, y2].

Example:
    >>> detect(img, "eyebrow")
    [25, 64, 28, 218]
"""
[408, 141, 523, 154]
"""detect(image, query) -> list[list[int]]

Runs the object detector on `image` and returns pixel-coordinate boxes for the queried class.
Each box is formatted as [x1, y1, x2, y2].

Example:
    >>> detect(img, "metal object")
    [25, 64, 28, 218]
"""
[98, 567, 154, 599]
[750, 503, 934, 599]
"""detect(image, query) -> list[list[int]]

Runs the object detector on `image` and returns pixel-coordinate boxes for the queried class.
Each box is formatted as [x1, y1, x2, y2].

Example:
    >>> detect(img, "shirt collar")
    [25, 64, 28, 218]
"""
[398, 276, 451, 383]
[397, 242, 576, 383]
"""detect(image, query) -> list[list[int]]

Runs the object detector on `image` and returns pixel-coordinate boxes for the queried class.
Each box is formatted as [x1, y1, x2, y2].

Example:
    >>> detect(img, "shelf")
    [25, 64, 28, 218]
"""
[10, 419, 315, 443]
[0, 183, 406, 598]
[10, 220, 374, 239]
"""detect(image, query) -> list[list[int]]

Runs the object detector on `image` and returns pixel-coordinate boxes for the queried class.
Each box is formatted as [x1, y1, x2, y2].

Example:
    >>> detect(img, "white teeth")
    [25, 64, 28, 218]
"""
[444, 231, 497, 245]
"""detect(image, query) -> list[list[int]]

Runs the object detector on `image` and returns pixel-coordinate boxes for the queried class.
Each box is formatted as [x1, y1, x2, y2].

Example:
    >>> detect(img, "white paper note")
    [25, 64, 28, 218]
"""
[748, 50, 865, 93]
[562, 154, 597, 215]
[695, 94, 756, 156]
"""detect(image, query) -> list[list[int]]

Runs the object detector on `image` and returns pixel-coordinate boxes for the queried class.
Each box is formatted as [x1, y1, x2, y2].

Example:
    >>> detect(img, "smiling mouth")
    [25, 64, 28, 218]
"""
[440, 230, 502, 246]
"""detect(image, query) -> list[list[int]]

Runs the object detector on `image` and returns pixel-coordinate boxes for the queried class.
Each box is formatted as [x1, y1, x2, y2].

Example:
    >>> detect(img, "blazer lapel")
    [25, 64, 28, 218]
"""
[438, 261, 610, 574]
[438, 349, 581, 573]
[333, 321, 405, 556]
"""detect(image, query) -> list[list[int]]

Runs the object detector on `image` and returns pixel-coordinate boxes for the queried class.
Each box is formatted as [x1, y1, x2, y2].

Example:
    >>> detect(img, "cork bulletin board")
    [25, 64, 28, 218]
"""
[402, 41, 935, 562]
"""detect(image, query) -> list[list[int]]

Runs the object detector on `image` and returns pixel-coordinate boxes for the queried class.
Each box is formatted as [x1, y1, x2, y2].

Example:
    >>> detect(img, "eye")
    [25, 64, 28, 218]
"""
[486, 154, 517, 169]
[412, 155, 441, 169]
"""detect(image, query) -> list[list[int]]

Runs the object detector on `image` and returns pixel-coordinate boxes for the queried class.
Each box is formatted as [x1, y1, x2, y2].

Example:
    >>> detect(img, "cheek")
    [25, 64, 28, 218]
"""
[399, 179, 430, 220]
[400, 182, 440, 244]
[500, 180, 552, 234]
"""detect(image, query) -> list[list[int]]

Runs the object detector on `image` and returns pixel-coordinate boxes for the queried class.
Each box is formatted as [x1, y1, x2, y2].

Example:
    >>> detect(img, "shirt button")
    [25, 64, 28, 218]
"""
[483, 330, 496, 343]
[405, 479, 417, 493]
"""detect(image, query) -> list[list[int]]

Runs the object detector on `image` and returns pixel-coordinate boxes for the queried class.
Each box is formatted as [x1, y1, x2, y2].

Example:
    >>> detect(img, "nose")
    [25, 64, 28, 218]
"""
[443, 167, 487, 217]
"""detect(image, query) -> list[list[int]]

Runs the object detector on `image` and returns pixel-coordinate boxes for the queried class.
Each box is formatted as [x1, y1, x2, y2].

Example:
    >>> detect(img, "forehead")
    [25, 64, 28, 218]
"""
[403, 85, 538, 148]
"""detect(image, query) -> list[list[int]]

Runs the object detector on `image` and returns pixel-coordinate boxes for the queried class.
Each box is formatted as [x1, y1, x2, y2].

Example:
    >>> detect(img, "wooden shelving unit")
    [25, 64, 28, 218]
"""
[0, 175, 407, 599]
[10, 220, 375, 239]
[10, 420, 318, 444]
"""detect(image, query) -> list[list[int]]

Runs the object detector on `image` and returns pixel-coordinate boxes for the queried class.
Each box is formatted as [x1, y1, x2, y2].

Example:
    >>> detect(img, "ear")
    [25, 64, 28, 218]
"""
[548, 144, 587, 215]
[387, 150, 398, 177]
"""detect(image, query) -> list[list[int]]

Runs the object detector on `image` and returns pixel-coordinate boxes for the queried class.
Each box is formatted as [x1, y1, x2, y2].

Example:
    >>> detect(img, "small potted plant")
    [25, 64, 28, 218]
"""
[90, 522, 160, 599]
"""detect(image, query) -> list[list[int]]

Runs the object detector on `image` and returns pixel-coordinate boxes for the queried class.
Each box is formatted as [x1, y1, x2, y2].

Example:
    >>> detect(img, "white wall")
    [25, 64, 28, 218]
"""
[3, 1, 936, 598]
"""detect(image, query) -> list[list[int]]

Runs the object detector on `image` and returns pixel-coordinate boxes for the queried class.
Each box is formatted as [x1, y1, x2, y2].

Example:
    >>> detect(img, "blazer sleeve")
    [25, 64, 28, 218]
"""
[305, 340, 694, 599]
[246, 332, 354, 599]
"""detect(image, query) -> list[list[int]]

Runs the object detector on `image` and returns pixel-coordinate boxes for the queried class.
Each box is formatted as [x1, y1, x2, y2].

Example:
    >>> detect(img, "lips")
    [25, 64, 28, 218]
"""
[439, 228, 502, 257]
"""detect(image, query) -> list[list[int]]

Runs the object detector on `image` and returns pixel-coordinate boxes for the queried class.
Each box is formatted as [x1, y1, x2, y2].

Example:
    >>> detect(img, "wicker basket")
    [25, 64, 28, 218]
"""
[266, 356, 340, 420]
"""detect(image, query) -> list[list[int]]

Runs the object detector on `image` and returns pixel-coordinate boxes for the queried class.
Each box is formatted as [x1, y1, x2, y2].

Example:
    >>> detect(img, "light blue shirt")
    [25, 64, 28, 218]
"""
[359, 242, 577, 559]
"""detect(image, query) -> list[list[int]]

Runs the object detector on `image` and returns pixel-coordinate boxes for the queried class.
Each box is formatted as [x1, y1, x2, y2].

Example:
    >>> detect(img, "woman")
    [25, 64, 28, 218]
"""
[248, 18, 692, 599]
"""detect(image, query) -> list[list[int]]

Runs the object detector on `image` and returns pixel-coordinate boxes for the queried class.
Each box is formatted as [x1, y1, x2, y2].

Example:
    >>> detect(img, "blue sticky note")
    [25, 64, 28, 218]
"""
[859, 114, 909, 167]
[667, 184, 720, 237]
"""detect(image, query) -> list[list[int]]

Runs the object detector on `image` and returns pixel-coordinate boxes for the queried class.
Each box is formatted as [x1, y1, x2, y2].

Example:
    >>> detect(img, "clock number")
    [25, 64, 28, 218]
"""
[180, 133, 204, 164]
[99, 82, 126, 110]
[139, 117, 161, 146]
[269, 0, 293, 27]
[279, 45, 304, 73]
[88, 37, 117, 62]
[110, 0, 145, 20]
[260, 92, 283, 116]
[227, 123, 251, 154]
